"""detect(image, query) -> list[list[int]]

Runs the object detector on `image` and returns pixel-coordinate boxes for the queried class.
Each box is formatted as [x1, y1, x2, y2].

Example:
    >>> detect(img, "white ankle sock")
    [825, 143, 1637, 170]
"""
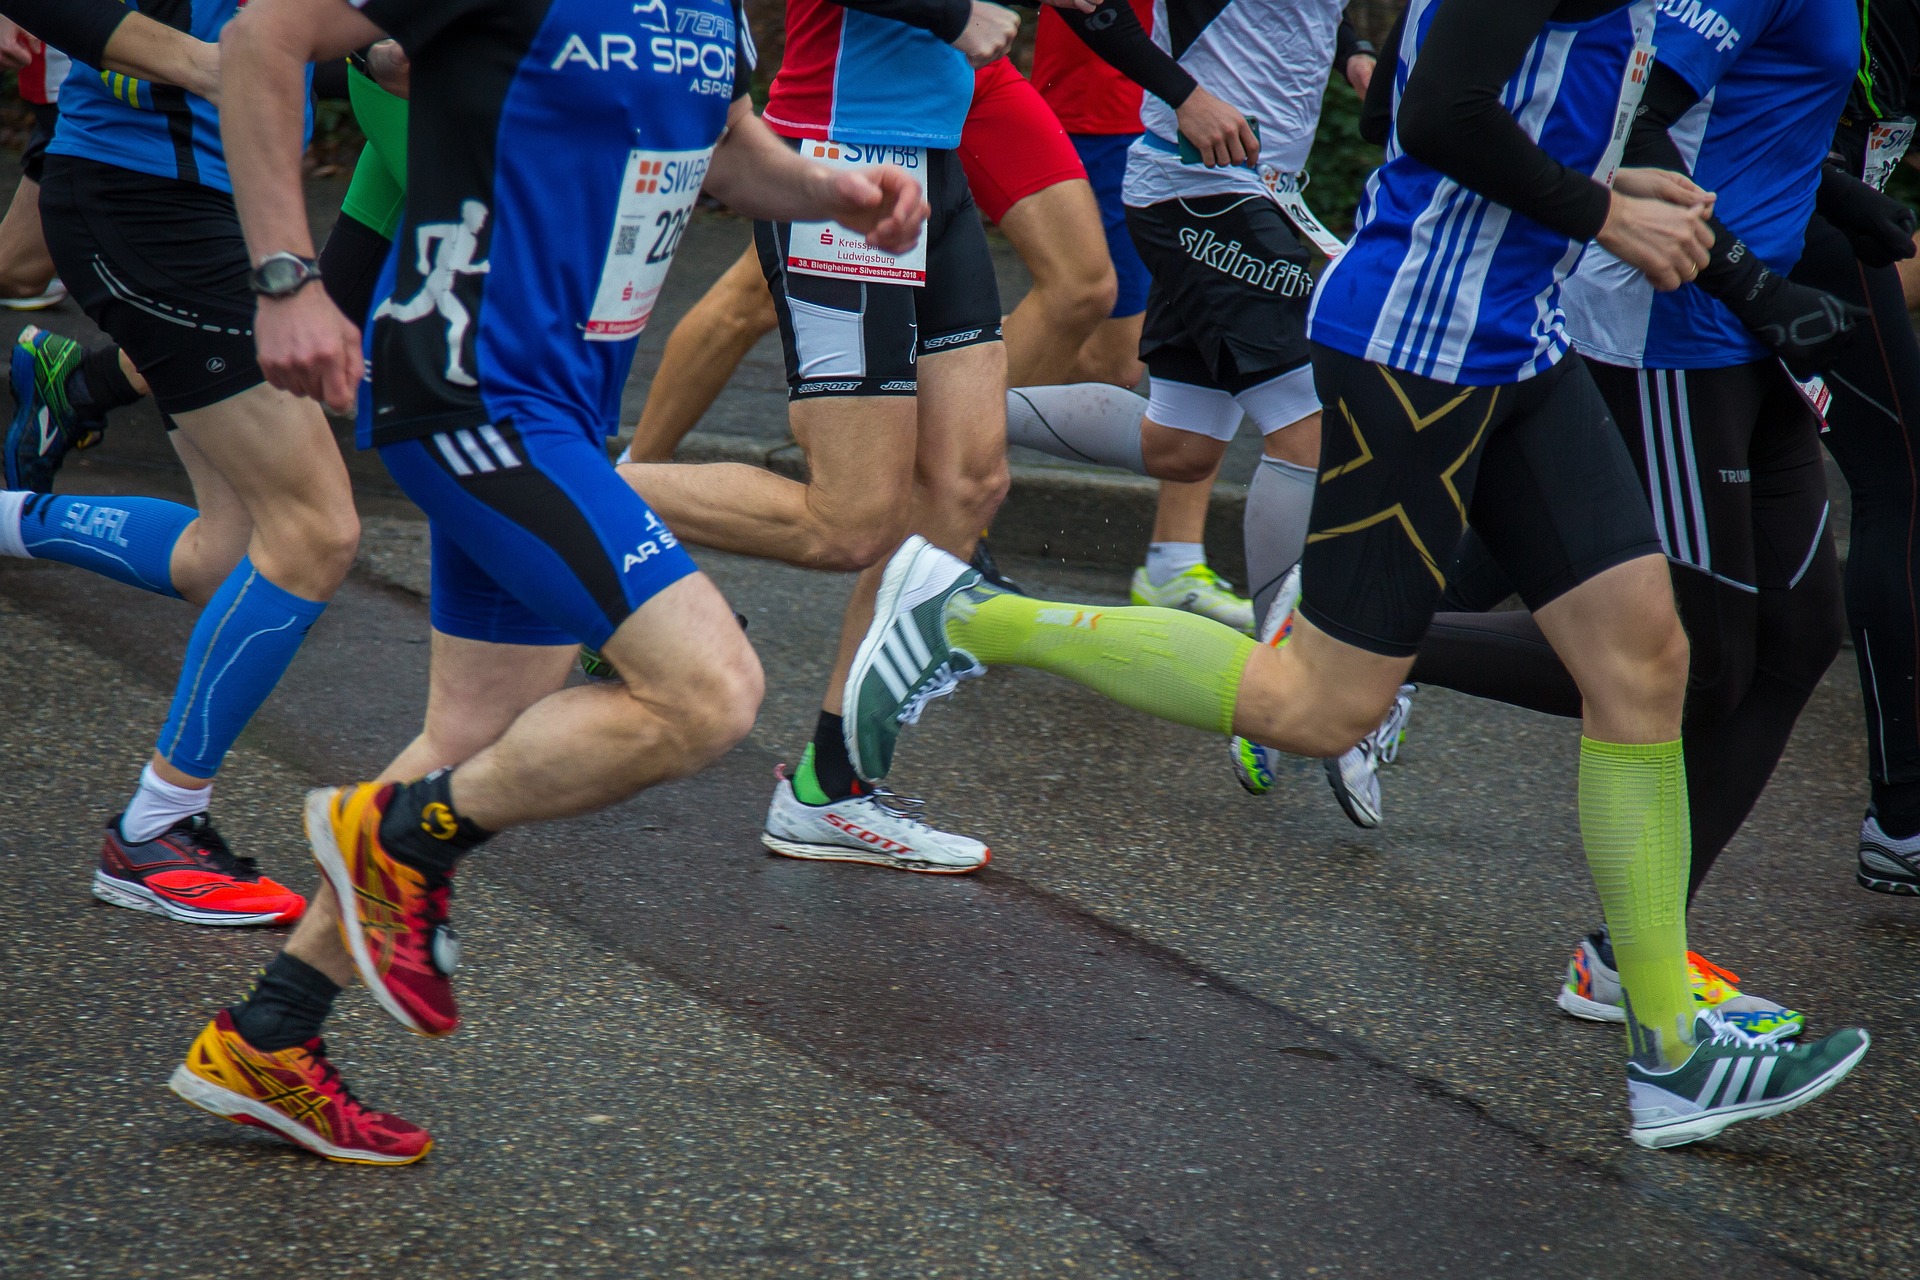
[1145, 541, 1206, 586]
[121, 763, 211, 843]
[0, 490, 28, 558]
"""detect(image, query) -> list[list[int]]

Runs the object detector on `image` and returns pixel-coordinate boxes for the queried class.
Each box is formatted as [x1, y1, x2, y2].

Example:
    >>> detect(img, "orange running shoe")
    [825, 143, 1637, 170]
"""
[305, 783, 460, 1037]
[94, 815, 304, 926]
[169, 1010, 432, 1164]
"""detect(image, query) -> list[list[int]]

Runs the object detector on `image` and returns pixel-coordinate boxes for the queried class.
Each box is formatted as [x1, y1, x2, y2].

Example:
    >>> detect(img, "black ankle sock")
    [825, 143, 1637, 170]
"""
[1872, 784, 1920, 840]
[67, 345, 141, 417]
[378, 768, 491, 879]
[229, 953, 341, 1052]
[810, 711, 860, 802]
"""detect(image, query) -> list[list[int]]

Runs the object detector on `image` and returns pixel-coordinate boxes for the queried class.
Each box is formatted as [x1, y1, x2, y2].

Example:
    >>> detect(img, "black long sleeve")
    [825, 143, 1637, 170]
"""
[1394, 0, 1615, 242]
[1058, 0, 1198, 111]
[2, 0, 127, 68]
[1358, 4, 1404, 146]
[1334, 18, 1374, 78]
[827, 0, 972, 44]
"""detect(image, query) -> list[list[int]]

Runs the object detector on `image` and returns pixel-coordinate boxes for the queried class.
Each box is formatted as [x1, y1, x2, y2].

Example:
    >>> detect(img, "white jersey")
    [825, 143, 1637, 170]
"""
[1122, 0, 1344, 208]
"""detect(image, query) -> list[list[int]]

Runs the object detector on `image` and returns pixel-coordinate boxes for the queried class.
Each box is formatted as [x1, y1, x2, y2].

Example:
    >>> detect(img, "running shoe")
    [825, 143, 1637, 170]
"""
[305, 783, 460, 1038]
[1230, 568, 1298, 796]
[1130, 563, 1255, 634]
[5, 325, 105, 492]
[970, 535, 1025, 595]
[1556, 930, 1806, 1041]
[763, 766, 988, 873]
[1626, 1009, 1868, 1149]
[170, 1009, 432, 1165]
[1322, 685, 1416, 830]
[0, 279, 66, 311]
[1856, 814, 1920, 895]
[93, 814, 305, 927]
[578, 645, 619, 681]
[843, 535, 987, 783]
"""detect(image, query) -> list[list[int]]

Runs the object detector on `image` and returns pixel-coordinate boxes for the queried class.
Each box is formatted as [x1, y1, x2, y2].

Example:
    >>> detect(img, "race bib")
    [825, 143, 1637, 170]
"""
[1595, 40, 1656, 188]
[1787, 363, 1832, 430]
[787, 140, 929, 285]
[1262, 168, 1346, 260]
[586, 147, 713, 342]
[1865, 117, 1916, 192]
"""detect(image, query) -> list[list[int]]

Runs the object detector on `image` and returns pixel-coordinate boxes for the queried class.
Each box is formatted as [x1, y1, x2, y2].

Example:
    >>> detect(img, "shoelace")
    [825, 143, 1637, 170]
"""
[895, 654, 984, 727]
[864, 787, 936, 832]
[303, 1039, 370, 1114]
[1373, 691, 1413, 765]
[180, 816, 262, 880]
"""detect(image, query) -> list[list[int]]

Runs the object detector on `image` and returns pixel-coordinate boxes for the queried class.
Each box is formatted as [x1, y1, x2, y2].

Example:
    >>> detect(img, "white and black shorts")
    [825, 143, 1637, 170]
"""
[754, 145, 1002, 400]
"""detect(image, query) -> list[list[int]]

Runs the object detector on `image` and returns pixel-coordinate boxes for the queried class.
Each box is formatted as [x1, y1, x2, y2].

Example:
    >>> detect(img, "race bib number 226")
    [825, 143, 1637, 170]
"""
[586, 146, 713, 341]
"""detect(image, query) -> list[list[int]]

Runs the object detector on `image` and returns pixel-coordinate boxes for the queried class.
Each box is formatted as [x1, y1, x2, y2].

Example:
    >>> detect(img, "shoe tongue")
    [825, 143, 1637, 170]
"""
[1592, 928, 1617, 969]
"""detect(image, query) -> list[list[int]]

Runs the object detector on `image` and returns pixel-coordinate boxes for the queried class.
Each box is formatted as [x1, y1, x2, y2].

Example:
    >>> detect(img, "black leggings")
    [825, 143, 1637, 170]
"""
[1792, 214, 1920, 836]
[1413, 359, 1845, 901]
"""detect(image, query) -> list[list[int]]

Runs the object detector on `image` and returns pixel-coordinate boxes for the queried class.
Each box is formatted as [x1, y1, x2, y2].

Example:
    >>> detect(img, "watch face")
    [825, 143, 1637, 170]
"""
[259, 256, 309, 294]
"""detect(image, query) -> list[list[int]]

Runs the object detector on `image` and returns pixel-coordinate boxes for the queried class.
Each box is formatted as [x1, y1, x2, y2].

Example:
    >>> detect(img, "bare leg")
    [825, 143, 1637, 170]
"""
[1069, 313, 1145, 389]
[997, 181, 1117, 388]
[625, 246, 776, 462]
[0, 176, 55, 299]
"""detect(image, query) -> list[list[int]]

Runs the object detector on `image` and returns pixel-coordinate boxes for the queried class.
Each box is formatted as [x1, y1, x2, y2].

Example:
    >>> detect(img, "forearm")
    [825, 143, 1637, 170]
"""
[103, 16, 220, 99]
[1059, 0, 1195, 109]
[703, 110, 836, 222]
[826, 0, 970, 41]
[0, 0, 121, 66]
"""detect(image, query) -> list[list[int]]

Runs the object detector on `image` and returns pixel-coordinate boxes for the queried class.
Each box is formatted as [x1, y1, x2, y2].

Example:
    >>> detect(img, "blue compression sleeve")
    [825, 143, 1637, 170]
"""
[155, 558, 326, 779]
[2, 491, 193, 597]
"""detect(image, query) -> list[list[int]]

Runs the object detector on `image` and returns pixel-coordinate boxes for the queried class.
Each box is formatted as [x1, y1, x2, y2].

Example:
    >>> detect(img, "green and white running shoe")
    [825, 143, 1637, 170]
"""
[1626, 1009, 1868, 1149]
[843, 536, 988, 783]
[1323, 685, 1416, 829]
[1130, 563, 1255, 634]
[1230, 567, 1299, 795]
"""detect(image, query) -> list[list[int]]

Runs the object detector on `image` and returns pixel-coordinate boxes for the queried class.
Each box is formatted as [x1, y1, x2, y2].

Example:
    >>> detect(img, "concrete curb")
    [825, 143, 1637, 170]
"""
[668, 430, 1253, 582]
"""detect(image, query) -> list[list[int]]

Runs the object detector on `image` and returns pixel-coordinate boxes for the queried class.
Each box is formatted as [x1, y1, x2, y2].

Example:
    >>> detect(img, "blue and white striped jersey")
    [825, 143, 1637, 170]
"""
[1309, 0, 1655, 386]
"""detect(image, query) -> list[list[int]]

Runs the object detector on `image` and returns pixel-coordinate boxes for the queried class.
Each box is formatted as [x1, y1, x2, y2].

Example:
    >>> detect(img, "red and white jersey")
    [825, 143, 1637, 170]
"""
[18, 41, 70, 105]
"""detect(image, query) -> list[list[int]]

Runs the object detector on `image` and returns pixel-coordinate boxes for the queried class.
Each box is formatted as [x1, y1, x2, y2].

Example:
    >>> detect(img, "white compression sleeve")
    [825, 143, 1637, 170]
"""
[1246, 455, 1316, 621]
[1005, 384, 1149, 476]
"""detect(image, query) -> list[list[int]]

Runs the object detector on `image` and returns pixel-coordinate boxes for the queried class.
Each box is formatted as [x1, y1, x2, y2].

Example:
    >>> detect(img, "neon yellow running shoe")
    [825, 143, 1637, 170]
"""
[1130, 563, 1255, 634]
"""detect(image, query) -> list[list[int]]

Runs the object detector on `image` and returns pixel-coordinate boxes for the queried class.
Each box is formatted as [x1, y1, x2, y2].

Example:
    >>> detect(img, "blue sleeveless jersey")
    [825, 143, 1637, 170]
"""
[353, 0, 751, 447]
[49, 1, 311, 192]
[1565, 0, 1860, 370]
[1309, 0, 1654, 386]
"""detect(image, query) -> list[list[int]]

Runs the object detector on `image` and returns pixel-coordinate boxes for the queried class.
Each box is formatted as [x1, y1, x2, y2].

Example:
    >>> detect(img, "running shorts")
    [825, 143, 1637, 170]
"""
[1587, 358, 1829, 594]
[1071, 132, 1149, 318]
[1301, 345, 1664, 657]
[21, 102, 57, 183]
[1126, 193, 1314, 392]
[39, 155, 263, 418]
[956, 57, 1086, 224]
[755, 144, 1002, 399]
[378, 412, 698, 648]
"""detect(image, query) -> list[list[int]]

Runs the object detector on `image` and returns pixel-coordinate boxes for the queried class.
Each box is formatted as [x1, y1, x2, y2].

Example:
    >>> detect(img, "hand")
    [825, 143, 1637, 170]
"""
[1612, 166, 1714, 218]
[1175, 86, 1258, 167]
[1344, 53, 1375, 98]
[1817, 166, 1917, 268]
[1038, 0, 1099, 12]
[951, 1, 1019, 69]
[255, 284, 363, 414]
[183, 38, 222, 105]
[822, 165, 930, 256]
[1596, 192, 1712, 292]
[366, 39, 411, 98]
[0, 20, 34, 72]
[1726, 269, 1868, 379]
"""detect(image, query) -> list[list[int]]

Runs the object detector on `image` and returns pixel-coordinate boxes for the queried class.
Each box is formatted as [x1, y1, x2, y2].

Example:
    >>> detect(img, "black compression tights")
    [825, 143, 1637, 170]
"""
[1413, 363, 1845, 902]
[1792, 214, 1920, 836]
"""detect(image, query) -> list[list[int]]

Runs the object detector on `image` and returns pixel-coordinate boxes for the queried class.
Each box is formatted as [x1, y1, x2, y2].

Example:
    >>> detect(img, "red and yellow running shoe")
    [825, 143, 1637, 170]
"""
[169, 1010, 432, 1165]
[305, 783, 460, 1037]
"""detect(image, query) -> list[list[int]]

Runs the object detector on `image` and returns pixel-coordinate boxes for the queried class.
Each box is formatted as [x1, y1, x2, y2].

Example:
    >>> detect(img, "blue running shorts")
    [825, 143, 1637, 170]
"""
[379, 414, 697, 648]
[1069, 132, 1149, 319]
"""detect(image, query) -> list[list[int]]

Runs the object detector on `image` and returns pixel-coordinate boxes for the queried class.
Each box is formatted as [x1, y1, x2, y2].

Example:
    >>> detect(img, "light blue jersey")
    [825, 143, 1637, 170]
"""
[1309, 0, 1655, 386]
[1565, 0, 1860, 369]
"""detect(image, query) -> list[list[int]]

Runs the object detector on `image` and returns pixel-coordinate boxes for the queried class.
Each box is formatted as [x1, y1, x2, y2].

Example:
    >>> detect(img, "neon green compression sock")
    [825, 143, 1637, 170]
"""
[1578, 737, 1696, 1069]
[945, 590, 1255, 735]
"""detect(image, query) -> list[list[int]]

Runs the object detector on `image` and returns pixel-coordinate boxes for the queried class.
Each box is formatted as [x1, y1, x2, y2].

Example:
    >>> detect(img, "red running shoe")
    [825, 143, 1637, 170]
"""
[94, 815, 305, 926]
[305, 783, 460, 1037]
[170, 1010, 432, 1165]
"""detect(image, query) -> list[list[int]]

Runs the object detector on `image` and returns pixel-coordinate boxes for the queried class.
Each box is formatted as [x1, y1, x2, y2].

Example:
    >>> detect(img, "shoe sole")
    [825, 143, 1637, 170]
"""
[1856, 867, 1919, 895]
[304, 788, 442, 1038]
[91, 869, 291, 928]
[1232, 739, 1276, 796]
[168, 1065, 430, 1165]
[1628, 1032, 1870, 1150]
[761, 830, 988, 875]
[843, 541, 935, 783]
[1556, 984, 1627, 1023]
[1322, 758, 1381, 829]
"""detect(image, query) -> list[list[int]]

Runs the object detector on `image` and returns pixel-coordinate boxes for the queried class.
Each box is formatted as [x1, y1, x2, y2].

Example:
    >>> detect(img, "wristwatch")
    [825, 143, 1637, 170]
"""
[250, 252, 322, 298]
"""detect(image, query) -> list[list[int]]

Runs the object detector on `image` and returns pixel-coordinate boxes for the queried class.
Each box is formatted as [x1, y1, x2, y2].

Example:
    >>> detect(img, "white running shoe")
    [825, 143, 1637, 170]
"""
[1130, 563, 1255, 634]
[1322, 685, 1415, 830]
[1230, 569, 1299, 795]
[762, 770, 989, 874]
[0, 280, 66, 311]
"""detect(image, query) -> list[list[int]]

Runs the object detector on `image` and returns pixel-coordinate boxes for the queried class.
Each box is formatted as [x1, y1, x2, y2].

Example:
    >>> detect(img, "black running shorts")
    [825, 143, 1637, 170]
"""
[1301, 345, 1664, 656]
[39, 155, 264, 419]
[755, 144, 1002, 399]
[1125, 192, 1315, 392]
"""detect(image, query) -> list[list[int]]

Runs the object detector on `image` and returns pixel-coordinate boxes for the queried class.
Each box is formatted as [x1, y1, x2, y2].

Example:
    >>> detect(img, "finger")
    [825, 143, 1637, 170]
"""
[1239, 122, 1259, 165]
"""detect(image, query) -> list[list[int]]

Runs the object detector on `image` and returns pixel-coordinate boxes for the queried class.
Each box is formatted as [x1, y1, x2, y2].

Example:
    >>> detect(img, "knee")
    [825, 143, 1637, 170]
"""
[953, 452, 1012, 526]
[304, 508, 362, 586]
[1142, 432, 1220, 484]
[1625, 610, 1693, 715]
[801, 507, 911, 573]
[650, 637, 763, 758]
